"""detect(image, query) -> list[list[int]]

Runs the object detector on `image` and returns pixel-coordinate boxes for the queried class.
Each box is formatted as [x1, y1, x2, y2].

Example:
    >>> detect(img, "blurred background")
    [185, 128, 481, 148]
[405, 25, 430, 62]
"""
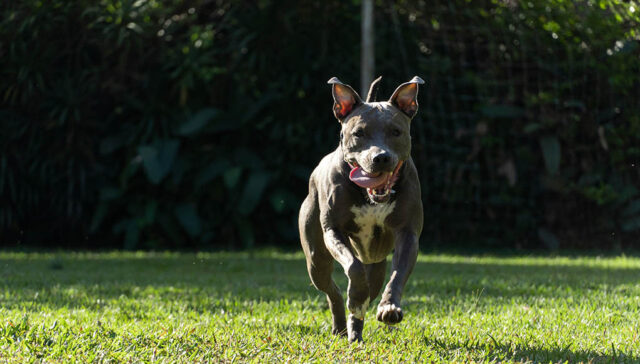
[1, 0, 639, 251]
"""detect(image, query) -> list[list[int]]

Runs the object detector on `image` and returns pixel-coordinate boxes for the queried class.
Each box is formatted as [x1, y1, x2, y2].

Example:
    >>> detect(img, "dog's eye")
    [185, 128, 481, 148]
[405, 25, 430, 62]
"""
[392, 128, 402, 137]
[353, 129, 365, 138]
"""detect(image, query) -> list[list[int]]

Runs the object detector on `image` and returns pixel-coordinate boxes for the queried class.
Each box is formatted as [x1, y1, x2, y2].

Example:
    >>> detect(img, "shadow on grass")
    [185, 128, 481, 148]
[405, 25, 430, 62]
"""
[1, 252, 638, 361]
[407, 259, 640, 302]
[1, 253, 640, 308]
[424, 335, 636, 363]
[0, 254, 311, 312]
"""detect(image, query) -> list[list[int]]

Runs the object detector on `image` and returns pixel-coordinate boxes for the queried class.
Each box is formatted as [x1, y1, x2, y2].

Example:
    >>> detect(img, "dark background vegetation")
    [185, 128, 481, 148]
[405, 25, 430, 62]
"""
[1, 0, 639, 250]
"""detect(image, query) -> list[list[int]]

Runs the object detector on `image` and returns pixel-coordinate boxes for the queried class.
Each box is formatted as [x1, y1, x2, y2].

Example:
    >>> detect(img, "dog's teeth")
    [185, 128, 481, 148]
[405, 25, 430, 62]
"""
[373, 188, 389, 197]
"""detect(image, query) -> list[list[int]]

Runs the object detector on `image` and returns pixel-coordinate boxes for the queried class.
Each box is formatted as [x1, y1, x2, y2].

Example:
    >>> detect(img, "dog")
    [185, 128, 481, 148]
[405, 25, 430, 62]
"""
[299, 76, 424, 342]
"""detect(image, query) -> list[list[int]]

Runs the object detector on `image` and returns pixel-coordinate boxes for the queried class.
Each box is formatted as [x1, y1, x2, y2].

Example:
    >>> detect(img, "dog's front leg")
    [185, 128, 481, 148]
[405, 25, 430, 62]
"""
[323, 228, 369, 342]
[377, 230, 418, 325]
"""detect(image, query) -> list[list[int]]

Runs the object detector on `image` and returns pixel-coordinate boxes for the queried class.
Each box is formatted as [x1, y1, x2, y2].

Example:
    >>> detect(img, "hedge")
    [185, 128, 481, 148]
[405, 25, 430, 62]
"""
[1, 0, 639, 249]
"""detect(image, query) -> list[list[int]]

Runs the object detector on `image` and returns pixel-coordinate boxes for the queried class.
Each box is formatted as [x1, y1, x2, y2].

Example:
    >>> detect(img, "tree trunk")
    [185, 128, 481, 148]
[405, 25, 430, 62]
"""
[361, 0, 374, 97]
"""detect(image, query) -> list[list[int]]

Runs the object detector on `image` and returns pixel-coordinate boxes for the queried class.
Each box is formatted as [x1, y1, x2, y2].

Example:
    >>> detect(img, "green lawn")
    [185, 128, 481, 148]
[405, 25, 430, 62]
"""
[1, 251, 639, 363]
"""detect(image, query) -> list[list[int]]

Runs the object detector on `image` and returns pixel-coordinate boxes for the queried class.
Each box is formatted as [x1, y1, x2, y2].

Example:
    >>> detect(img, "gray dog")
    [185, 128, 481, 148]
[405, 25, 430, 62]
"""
[299, 76, 424, 342]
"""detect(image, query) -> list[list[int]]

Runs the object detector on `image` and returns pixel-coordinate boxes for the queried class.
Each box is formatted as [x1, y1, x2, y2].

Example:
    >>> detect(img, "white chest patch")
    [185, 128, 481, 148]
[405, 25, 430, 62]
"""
[349, 202, 396, 263]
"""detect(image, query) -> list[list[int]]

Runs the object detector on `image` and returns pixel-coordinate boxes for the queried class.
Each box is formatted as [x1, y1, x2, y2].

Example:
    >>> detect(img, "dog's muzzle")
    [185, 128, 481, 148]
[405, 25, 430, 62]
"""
[348, 161, 403, 203]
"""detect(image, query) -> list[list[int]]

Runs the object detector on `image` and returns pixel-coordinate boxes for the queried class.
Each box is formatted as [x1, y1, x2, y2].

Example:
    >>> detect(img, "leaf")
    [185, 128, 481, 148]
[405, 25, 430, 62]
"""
[597, 126, 608, 151]
[223, 167, 243, 189]
[621, 216, 640, 232]
[537, 227, 560, 250]
[622, 199, 640, 217]
[89, 203, 108, 233]
[237, 171, 270, 216]
[523, 123, 541, 134]
[137, 147, 162, 184]
[174, 203, 202, 237]
[209, 120, 240, 133]
[539, 136, 561, 175]
[563, 100, 586, 111]
[124, 223, 139, 250]
[0, 155, 6, 194]
[99, 187, 122, 200]
[497, 159, 517, 186]
[239, 92, 276, 123]
[620, 40, 638, 53]
[112, 219, 129, 234]
[234, 148, 265, 170]
[126, 22, 142, 34]
[291, 164, 313, 181]
[234, 216, 254, 248]
[269, 188, 298, 213]
[157, 213, 182, 244]
[137, 139, 180, 184]
[195, 159, 231, 187]
[170, 157, 188, 185]
[100, 135, 127, 155]
[480, 104, 524, 119]
[618, 185, 638, 202]
[178, 108, 220, 136]
[142, 201, 157, 226]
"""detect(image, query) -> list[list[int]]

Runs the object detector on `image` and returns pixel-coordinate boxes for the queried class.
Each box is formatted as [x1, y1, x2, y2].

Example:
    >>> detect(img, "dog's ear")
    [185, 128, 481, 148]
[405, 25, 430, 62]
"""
[389, 76, 425, 118]
[366, 76, 382, 102]
[328, 77, 362, 121]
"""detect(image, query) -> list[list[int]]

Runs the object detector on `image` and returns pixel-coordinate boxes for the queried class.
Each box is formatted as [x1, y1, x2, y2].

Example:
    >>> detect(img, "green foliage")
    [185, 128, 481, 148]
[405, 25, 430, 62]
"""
[392, 0, 640, 248]
[1, 251, 639, 362]
[0, 0, 639, 249]
[539, 136, 561, 176]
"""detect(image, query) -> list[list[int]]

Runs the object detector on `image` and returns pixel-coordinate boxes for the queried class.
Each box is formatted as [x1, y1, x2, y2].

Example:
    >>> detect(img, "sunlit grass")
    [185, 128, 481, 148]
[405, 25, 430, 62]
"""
[1, 251, 639, 362]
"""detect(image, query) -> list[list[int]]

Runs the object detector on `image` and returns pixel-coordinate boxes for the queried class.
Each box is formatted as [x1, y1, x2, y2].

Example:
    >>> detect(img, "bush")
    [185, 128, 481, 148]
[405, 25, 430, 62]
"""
[1, 0, 639, 249]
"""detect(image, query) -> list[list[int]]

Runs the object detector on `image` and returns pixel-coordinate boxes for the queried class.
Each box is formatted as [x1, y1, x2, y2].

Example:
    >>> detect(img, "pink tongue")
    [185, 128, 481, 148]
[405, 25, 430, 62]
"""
[349, 166, 389, 189]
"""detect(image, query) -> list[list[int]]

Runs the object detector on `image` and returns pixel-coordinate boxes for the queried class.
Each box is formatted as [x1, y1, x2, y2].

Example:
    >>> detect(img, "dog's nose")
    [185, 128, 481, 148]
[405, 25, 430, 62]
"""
[372, 152, 391, 166]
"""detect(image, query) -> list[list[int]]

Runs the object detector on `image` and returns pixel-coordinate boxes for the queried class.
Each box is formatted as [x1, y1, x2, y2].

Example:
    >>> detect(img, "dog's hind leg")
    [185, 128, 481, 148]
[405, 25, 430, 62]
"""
[299, 193, 347, 336]
[309, 259, 346, 336]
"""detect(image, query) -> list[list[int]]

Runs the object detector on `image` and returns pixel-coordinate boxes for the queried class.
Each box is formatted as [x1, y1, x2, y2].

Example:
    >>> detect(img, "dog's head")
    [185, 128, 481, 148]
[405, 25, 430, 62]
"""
[328, 76, 424, 203]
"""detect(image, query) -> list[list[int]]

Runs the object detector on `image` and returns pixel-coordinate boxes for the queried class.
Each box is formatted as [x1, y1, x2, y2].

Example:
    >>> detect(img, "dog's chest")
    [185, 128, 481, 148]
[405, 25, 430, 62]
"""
[348, 202, 396, 264]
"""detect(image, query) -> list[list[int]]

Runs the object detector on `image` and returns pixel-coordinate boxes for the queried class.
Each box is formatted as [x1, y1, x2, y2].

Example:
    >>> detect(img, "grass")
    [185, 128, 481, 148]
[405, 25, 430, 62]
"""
[0, 250, 639, 363]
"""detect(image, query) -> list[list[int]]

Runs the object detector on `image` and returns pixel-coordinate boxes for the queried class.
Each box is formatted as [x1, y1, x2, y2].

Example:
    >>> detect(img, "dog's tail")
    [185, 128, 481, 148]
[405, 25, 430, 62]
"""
[366, 76, 382, 103]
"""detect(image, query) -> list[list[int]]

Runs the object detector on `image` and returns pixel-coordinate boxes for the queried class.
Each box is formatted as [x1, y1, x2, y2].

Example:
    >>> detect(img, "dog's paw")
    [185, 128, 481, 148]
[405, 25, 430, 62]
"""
[332, 326, 347, 337]
[347, 314, 364, 343]
[348, 331, 363, 343]
[376, 303, 403, 325]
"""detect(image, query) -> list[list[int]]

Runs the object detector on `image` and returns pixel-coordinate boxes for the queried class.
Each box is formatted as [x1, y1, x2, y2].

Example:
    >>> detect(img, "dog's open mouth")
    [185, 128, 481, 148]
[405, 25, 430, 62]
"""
[348, 161, 403, 203]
